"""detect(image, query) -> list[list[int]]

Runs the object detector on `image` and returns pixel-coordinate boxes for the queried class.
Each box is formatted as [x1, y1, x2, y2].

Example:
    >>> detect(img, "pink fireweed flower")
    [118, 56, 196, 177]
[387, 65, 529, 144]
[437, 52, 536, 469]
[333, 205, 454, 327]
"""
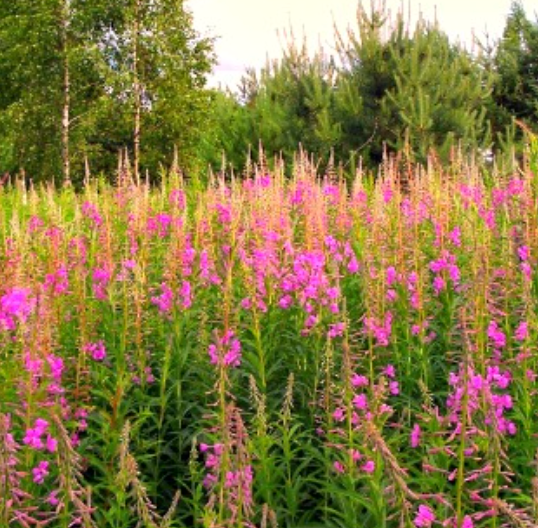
[223, 340, 241, 367]
[326, 287, 340, 300]
[205, 453, 220, 469]
[208, 330, 242, 368]
[389, 381, 399, 395]
[384, 364, 396, 378]
[386, 288, 397, 303]
[429, 258, 447, 273]
[333, 408, 345, 422]
[144, 366, 155, 384]
[448, 226, 461, 247]
[151, 283, 174, 314]
[470, 374, 483, 391]
[84, 341, 106, 361]
[1, 287, 36, 327]
[123, 259, 136, 270]
[328, 322, 345, 339]
[379, 403, 393, 415]
[325, 235, 339, 254]
[414, 505, 435, 527]
[208, 344, 218, 365]
[92, 267, 112, 300]
[70, 432, 80, 448]
[347, 256, 359, 273]
[169, 189, 186, 209]
[225, 470, 238, 488]
[47, 354, 64, 382]
[433, 276, 446, 295]
[507, 177, 524, 195]
[23, 429, 44, 450]
[386, 266, 398, 287]
[81, 201, 103, 227]
[44, 266, 69, 296]
[329, 302, 339, 314]
[45, 435, 58, 453]
[448, 264, 460, 285]
[487, 321, 506, 349]
[203, 473, 218, 488]
[34, 418, 49, 434]
[350, 449, 362, 462]
[116, 260, 136, 281]
[353, 393, 368, 411]
[373, 327, 390, 347]
[462, 515, 474, 528]
[515, 321, 528, 342]
[382, 185, 393, 203]
[278, 295, 293, 309]
[32, 461, 49, 484]
[75, 408, 88, 420]
[482, 208, 496, 230]
[518, 245, 530, 261]
[304, 315, 318, 332]
[179, 281, 192, 309]
[410, 292, 420, 309]
[487, 366, 511, 389]
[351, 374, 369, 388]
[240, 297, 252, 310]
[361, 460, 375, 473]
[410, 423, 421, 447]
[24, 352, 43, 378]
[333, 461, 345, 474]
[364, 312, 393, 347]
[155, 213, 172, 238]
[28, 215, 45, 233]
[47, 490, 60, 506]
[23, 418, 49, 450]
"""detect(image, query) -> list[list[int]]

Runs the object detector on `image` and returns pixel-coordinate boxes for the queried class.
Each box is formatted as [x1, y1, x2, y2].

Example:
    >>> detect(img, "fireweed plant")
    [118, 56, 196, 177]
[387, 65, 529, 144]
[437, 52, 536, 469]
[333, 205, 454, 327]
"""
[0, 140, 538, 527]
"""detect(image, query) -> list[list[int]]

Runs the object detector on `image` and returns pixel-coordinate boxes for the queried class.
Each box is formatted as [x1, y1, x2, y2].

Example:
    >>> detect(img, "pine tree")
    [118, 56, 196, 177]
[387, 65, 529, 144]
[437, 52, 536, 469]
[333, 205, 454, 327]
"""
[335, 3, 492, 166]
[334, 3, 395, 166]
[490, 1, 538, 140]
[381, 18, 492, 163]
[238, 36, 340, 169]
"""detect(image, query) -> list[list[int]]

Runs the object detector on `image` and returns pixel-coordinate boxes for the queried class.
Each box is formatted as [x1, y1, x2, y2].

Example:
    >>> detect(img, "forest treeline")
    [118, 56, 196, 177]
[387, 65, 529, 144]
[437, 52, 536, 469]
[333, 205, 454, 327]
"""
[0, 0, 537, 184]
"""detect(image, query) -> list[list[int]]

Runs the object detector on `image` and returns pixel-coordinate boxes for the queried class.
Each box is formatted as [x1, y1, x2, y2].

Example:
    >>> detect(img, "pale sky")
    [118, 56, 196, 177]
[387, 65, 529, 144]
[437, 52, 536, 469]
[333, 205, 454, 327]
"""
[187, 0, 537, 90]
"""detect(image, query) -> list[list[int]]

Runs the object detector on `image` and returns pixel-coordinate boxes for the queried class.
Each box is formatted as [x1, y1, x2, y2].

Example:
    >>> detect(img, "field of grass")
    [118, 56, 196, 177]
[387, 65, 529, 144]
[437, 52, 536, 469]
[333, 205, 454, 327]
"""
[1, 143, 538, 528]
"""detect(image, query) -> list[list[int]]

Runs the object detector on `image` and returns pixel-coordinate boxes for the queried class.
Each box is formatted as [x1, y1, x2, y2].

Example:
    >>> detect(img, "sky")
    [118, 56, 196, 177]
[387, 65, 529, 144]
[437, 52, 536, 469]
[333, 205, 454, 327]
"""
[187, 0, 537, 90]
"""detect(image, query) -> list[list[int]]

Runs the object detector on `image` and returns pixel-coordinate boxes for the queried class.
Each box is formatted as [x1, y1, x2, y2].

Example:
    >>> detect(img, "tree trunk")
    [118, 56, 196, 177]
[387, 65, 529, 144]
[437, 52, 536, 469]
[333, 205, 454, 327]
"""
[61, 0, 71, 186]
[133, 0, 141, 185]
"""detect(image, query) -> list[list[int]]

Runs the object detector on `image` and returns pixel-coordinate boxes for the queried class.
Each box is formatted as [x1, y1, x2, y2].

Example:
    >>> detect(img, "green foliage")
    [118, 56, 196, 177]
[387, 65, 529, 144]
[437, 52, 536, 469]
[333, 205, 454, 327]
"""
[334, 4, 492, 165]
[204, 38, 340, 174]
[205, 3, 495, 173]
[248, 38, 340, 165]
[198, 89, 252, 173]
[491, 2, 538, 130]
[0, 0, 214, 183]
[0, 0, 74, 179]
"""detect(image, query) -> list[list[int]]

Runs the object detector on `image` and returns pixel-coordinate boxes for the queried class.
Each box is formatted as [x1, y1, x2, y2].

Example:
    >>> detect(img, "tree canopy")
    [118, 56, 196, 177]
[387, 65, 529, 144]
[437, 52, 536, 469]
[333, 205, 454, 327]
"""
[0, 0, 214, 184]
[0, 1, 537, 181]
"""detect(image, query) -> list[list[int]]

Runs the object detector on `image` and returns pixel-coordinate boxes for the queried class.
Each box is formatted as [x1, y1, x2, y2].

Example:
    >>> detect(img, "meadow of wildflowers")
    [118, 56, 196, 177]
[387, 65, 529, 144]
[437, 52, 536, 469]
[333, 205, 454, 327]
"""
[1, 141, 538, 528]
